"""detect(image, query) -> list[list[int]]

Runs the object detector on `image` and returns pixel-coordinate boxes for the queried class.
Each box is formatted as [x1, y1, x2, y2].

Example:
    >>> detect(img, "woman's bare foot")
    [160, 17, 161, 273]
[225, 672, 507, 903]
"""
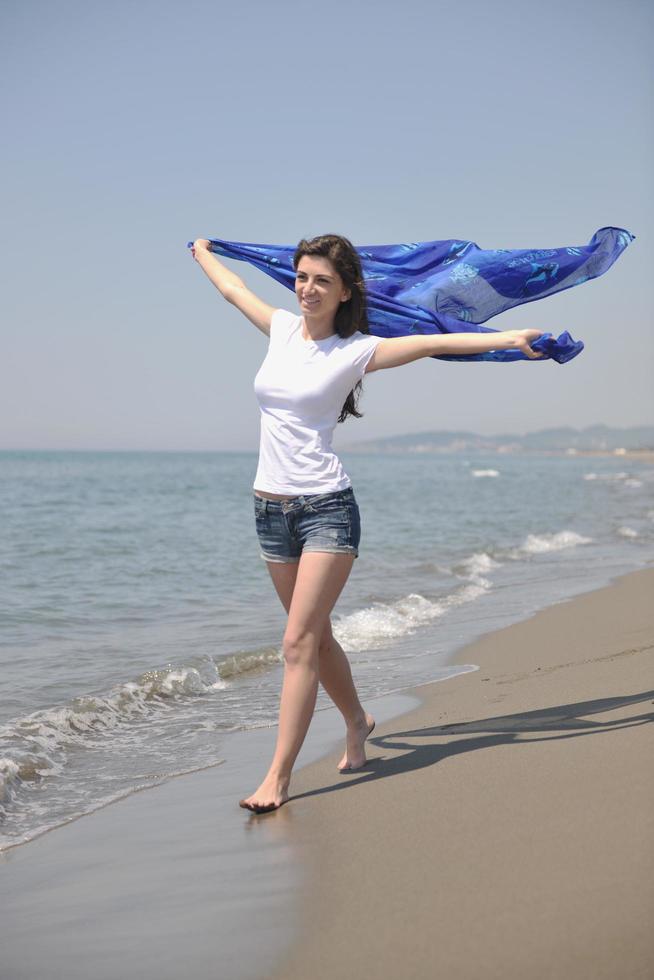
[338, 711, 375, 772]
[239, 772, 290, 813]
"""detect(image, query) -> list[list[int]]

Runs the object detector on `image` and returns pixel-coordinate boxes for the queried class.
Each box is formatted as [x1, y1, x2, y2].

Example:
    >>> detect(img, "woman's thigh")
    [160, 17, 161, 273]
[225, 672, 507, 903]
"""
[265, 560, 299, 614]
[267, 552, 354, 646]
[285, 552, 354, 644]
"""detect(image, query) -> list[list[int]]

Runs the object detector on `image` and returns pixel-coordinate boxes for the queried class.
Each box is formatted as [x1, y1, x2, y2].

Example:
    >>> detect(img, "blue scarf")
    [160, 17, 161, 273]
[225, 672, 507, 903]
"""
[187, 226, 634, 363]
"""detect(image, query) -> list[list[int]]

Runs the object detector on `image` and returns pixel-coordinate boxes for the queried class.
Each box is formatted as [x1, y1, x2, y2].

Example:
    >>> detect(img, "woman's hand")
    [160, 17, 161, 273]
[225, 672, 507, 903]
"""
[504, 328, 544, 358]
[190, 238, 211, 260]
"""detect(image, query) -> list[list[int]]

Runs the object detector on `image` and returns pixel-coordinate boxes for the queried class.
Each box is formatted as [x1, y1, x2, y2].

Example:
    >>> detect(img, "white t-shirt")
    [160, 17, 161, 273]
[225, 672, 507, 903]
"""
[253, 308, 382, 494]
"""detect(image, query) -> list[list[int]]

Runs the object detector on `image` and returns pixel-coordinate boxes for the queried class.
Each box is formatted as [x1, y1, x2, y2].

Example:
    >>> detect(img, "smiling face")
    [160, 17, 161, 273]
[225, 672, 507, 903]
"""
[294, 255, 351, 320]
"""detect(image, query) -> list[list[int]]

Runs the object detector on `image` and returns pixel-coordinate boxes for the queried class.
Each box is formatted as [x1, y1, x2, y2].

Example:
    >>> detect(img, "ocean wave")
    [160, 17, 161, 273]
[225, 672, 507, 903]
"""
[334, 579, 490, 654]
[0, 759, 226, 852]
[508, 529, 593, 557]
[582, 471, 644, 487]
[471, 469, 499, 478]
[0, 756, 32, 802]
[617, 526, 639, 539]
[583, 471, 630, 481]
[333, 548, 507, 653]
[217, 646, 282, 679]
[334, 594, 447, 651]
[0, 656, 233, 816]
[454, 551, 503, 587]
[0, 749, 62, 820]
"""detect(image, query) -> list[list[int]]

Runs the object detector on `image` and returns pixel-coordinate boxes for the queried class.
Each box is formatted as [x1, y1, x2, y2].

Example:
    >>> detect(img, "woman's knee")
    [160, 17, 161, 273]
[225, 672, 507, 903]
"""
[282, 628, 321, 667]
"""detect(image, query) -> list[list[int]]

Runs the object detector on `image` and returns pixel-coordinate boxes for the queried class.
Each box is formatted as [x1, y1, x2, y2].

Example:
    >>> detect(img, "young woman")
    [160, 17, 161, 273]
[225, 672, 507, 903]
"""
[190, 233, 543, 814]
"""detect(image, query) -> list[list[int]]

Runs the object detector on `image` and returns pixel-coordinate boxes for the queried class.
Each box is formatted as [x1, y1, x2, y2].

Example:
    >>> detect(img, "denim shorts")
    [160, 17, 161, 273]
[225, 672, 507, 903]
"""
[254, 486, 361, 563]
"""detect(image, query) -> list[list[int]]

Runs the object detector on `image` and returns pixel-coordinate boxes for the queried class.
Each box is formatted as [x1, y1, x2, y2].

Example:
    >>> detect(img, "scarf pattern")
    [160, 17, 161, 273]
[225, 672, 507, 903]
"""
[187, 226, 634, 363]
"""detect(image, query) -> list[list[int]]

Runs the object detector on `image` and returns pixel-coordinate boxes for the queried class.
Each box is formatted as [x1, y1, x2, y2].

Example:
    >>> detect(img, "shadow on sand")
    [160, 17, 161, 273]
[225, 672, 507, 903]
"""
[290, 690, 654, 804]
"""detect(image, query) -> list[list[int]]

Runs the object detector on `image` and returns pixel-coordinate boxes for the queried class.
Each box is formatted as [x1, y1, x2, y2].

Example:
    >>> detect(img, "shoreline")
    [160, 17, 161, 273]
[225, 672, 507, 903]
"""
[270, 565, 654, 980]
[2, 567, 653, 979]
[0, 685, 422, 980]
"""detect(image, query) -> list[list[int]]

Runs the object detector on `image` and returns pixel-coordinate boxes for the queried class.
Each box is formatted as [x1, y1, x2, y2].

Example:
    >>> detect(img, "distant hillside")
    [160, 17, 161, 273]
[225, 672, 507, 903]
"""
[343, 424, 654, 454]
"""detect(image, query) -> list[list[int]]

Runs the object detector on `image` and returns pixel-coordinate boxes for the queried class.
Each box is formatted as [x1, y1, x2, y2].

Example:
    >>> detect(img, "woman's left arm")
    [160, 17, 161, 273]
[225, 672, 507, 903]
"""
[365, 329, 544, 372]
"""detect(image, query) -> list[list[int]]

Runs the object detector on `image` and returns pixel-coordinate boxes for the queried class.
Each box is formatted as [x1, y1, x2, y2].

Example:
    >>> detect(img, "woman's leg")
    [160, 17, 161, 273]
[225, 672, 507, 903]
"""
[259, 560, 373, 775]
[317, 618, 375, 771]
[265, 562, 366, 718]
[240, 551, 361, 811]
[270, 562, 374, 768]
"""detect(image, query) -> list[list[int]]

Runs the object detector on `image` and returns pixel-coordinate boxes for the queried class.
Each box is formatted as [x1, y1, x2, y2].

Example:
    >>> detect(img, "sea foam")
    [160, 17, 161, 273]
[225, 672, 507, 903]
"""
[510, 529, 593, 556]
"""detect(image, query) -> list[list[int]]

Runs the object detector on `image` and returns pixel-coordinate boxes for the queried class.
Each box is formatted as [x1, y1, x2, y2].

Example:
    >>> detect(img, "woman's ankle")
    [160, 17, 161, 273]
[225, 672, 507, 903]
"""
[266, 766, 291, 788]
[346, 709, 369, 730]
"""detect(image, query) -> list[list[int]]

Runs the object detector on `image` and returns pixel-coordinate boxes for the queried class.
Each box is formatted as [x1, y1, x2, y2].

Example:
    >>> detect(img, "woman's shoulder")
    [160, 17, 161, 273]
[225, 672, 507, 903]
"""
[331, 330, 382, 376]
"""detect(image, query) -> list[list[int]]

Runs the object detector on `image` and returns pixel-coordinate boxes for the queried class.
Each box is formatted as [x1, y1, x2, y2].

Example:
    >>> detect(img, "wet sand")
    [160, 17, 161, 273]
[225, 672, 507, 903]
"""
[0, 686, 419, 980]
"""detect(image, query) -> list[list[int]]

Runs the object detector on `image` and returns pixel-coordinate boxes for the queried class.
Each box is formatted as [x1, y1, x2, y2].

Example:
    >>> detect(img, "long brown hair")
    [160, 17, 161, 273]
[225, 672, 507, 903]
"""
[293, 233, 371, 423]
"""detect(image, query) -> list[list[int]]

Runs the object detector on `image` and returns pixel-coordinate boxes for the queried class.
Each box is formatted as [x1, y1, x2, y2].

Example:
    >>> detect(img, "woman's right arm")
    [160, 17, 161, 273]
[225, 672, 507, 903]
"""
[190, 239, 275, 336]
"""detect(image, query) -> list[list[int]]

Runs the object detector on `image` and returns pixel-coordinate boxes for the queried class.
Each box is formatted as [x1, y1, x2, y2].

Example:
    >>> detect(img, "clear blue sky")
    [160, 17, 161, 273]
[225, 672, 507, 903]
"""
[2, 0, 652, 450]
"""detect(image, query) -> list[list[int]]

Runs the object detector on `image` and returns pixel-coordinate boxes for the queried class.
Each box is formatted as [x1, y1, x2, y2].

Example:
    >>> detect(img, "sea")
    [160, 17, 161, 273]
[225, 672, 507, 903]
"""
[1, 448, 653, 852]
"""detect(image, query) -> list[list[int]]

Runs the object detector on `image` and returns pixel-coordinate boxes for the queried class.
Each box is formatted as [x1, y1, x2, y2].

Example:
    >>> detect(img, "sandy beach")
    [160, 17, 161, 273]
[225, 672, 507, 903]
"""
[2, 567, 653, 980]
[270, 566, 654, 980]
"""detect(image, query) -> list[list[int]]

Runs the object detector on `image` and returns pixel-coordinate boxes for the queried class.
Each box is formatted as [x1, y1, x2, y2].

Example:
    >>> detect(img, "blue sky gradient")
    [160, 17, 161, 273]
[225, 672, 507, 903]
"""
[2, 0, 652, 450]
